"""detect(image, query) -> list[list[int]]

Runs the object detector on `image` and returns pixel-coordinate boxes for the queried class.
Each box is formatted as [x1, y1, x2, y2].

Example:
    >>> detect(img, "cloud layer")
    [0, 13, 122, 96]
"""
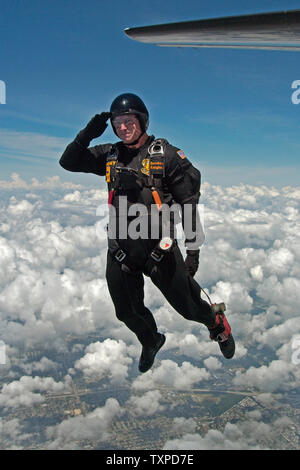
[0, 175, 299, 449]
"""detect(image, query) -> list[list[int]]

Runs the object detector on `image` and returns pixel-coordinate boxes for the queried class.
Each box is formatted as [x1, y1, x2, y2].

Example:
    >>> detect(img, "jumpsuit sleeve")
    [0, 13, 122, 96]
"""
[59, 139, 112, 176]
[164, 147, 203, 250]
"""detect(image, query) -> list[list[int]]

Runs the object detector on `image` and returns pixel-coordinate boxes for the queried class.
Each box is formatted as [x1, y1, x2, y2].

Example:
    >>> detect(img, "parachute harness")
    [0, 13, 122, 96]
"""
[105, 138, 166, 211]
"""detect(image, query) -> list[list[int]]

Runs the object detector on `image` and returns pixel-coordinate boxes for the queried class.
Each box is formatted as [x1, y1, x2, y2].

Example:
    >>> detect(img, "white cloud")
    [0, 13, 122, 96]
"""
[74, 339, 133, 384]
[17, 356, 58, 375]
[127, 390, 165, 416]
[132, 360, 211, 391]
[210, 281, 253, 313]
[256, 276, 300, 319]
[163, 411, 293, 450]
[7, 198, 34, 216]
[250, 265, 264, 282]
[256, 317, 300, 350]
[0, 180, 299, 370]
[0, 418, 32, 449]
[0, 375, 72, 409]
[165, 333, 215, 358]
[163, 425, 259, 450]
[0, 172, 82, 190]
[203, 356, 222, 370]
[0, 187, 115, 350]
[233, 360, 299, 392]
[45, 398, 122, 449]
[0, 129, 70, 159]
[170, 417, 197, 435]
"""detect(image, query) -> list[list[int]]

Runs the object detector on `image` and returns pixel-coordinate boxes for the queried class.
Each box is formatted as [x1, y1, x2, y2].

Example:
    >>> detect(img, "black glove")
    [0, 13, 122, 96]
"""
[185, 249, 200, 277]
[76, 112, 111, 147]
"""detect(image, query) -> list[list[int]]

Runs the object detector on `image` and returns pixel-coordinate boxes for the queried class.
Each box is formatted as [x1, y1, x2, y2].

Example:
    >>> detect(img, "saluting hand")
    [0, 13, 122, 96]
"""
[76, 112, 112, 146]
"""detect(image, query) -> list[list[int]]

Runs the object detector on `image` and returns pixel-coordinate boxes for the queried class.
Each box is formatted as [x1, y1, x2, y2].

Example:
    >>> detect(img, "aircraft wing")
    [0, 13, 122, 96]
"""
[124, 9, 300, 51]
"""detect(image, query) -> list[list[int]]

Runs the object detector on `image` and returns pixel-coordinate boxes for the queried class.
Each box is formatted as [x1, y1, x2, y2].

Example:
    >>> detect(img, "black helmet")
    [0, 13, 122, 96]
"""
[110, 93, 149, 135]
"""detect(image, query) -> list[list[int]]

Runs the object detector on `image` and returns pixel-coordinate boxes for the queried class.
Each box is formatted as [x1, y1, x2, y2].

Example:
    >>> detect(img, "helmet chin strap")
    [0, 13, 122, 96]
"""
[124, 131, 146, 148]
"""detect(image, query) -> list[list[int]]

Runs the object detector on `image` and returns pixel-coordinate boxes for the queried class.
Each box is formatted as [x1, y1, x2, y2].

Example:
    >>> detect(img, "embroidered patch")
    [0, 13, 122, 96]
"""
[141, 158, 150, 175]
[106, 160, 116, 183]
[177, 150, 187, 159]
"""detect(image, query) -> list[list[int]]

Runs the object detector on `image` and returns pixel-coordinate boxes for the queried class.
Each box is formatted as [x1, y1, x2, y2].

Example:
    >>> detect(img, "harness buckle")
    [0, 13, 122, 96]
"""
[148, 139, 164, 156]
[150, 237, 174, 263]
[115, 249, 126, 263]
[150, 249, 164, 263]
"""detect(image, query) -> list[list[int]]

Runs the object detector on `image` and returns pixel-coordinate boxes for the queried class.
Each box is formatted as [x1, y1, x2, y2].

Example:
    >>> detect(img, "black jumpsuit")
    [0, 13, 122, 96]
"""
[59, 135, 215, 348]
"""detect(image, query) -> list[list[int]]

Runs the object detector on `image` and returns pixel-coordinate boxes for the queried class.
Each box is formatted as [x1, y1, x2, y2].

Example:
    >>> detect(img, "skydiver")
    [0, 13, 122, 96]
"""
[59, 93, 235, 373]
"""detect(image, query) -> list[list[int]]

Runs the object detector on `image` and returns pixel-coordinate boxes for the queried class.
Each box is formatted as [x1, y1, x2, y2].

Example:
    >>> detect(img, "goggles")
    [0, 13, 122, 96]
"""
[112, 115, 138, 130]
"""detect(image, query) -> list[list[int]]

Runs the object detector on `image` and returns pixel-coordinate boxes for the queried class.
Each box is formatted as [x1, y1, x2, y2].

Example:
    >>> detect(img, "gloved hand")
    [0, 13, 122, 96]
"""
[185, 249, 200, 277]
[76, 112, 112, 147]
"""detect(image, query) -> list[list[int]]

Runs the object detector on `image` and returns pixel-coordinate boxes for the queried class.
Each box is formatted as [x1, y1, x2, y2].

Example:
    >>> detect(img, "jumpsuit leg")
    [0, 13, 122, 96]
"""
[106, 251, 160, 347]
[149, 244, 216, 328]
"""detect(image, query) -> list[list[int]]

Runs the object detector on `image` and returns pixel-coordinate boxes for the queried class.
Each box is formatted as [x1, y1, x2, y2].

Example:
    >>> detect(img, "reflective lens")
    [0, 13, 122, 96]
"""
[112, 116, 137, 129]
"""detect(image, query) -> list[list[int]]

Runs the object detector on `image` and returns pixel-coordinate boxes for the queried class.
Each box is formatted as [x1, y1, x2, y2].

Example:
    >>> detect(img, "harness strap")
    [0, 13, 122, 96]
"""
[105, 139, 167, 209]
[108, 239, 138, 273]
[109, 236, 175, 274]
[147, 138, 167, 210]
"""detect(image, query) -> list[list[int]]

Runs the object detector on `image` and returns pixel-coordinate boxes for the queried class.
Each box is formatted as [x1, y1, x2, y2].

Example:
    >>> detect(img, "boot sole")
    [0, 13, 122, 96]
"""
[219, 333, 235, 359]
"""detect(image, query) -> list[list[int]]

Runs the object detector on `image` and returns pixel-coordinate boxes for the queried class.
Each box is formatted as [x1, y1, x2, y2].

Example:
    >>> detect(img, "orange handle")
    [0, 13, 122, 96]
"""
[152, 189, 162, 210]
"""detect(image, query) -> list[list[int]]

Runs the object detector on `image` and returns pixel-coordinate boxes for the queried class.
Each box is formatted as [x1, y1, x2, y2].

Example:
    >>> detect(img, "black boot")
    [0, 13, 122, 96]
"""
[138, 333, 166, 373]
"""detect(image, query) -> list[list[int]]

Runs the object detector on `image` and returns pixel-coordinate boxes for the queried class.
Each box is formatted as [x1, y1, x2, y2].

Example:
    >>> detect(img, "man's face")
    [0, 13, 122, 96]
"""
[112, 114, 142, 144]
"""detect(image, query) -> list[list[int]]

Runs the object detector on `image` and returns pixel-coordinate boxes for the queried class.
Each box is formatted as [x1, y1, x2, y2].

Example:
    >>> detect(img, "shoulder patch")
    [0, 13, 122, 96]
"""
[177, 150, 187, 159]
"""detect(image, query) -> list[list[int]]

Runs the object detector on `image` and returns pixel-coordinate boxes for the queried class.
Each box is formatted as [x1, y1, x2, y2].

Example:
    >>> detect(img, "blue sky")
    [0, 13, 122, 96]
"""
[1, 0, 300, 187]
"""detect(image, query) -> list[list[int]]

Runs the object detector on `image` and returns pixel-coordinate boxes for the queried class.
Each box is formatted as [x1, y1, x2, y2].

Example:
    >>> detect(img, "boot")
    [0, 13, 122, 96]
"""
[138, 333, 166, 373]
[208, 303, 235, 359]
